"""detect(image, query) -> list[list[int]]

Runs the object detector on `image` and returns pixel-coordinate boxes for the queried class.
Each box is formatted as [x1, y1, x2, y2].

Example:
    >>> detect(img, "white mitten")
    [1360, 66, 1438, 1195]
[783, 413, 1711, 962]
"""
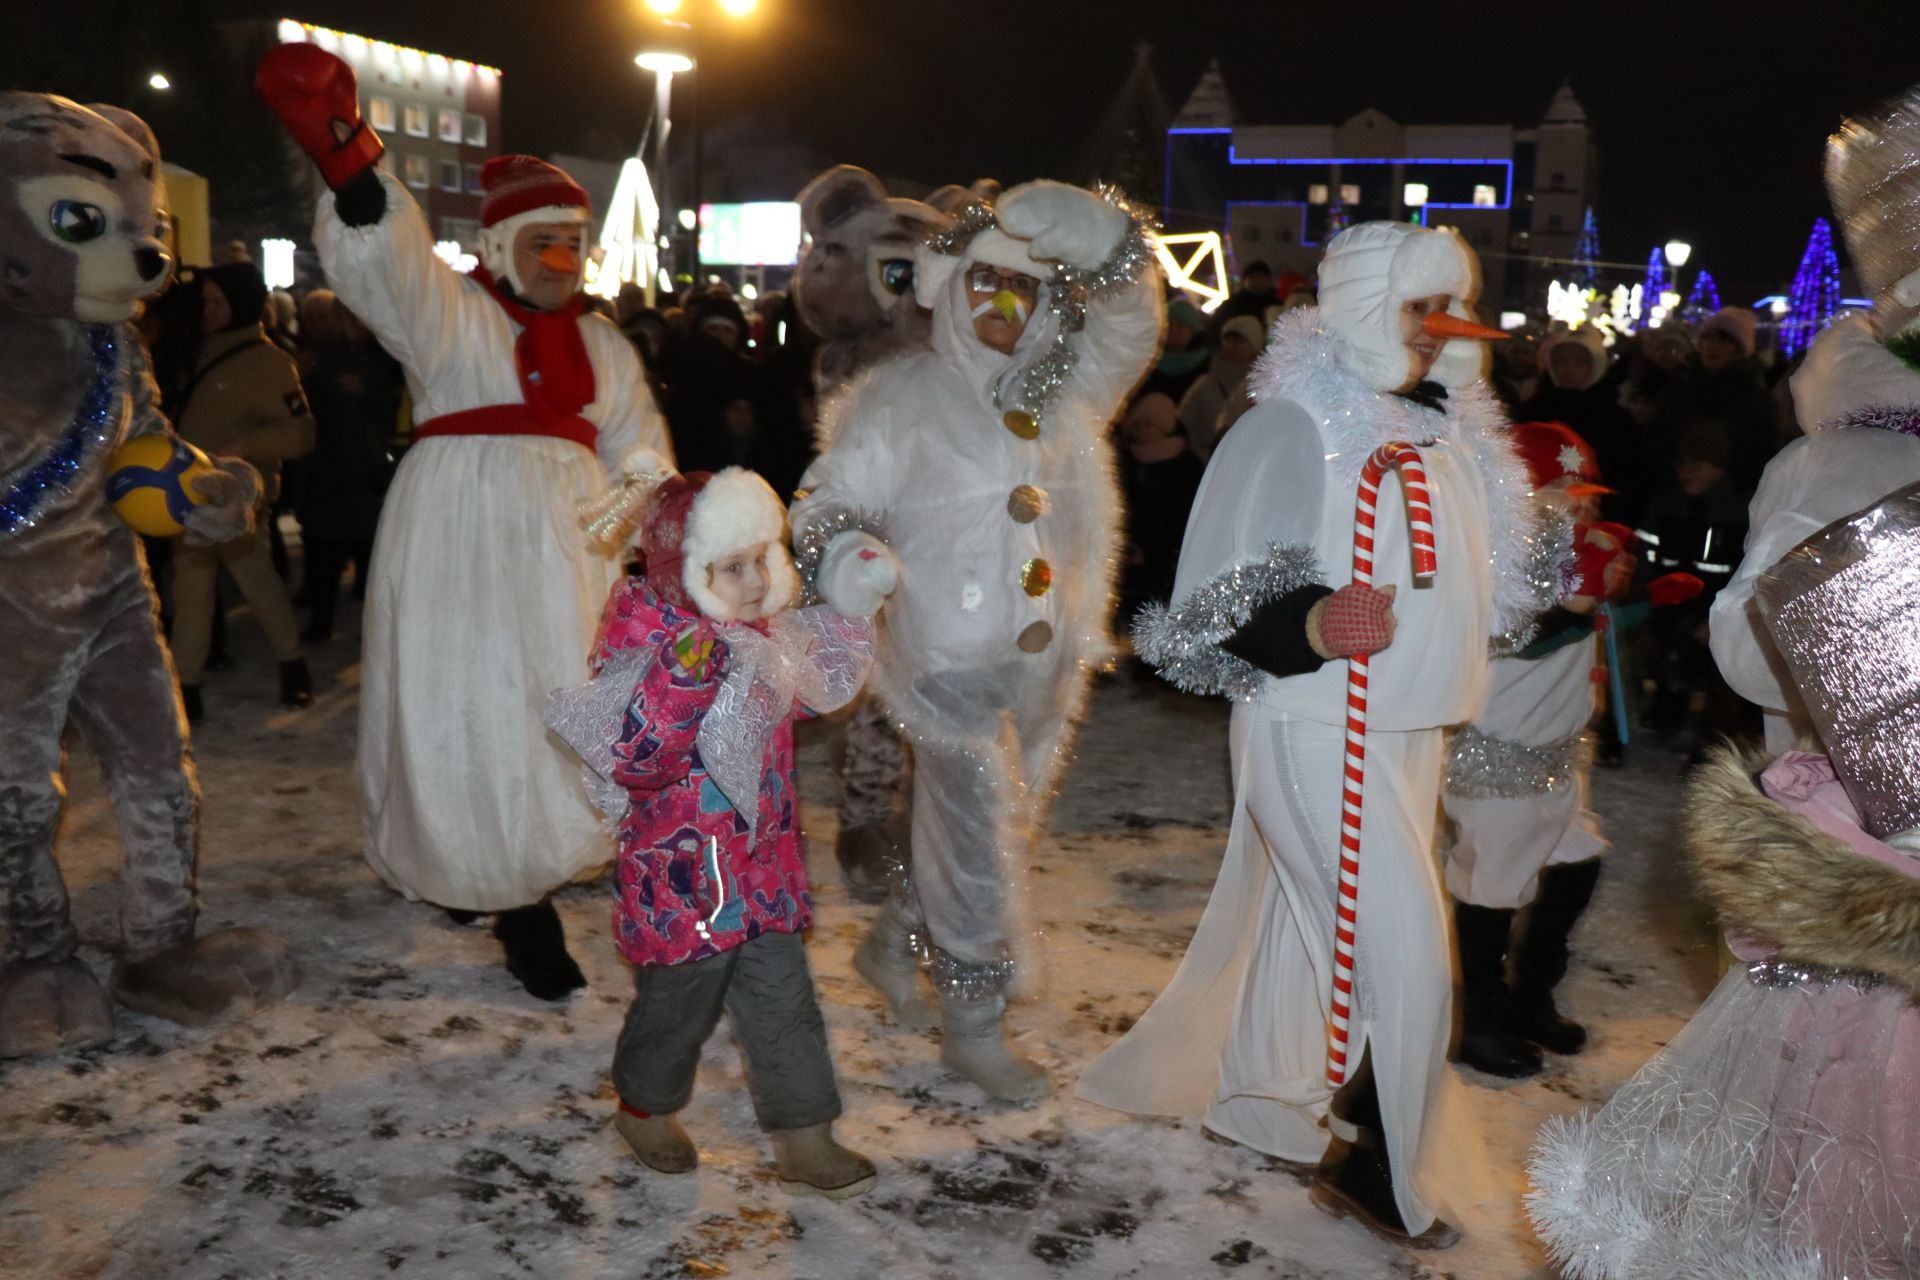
[816, 530, 900, 617]
[180, 458, 262, 547]
[996, 180, 1129, 270]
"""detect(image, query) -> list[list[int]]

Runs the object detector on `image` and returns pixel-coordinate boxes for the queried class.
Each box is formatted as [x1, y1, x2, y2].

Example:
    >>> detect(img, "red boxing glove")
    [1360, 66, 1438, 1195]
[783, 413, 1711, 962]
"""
[1310, 583, 1397, 659]
[1567, 540, 1636, 602]
[256, 43, 384, 191]
[1647, 571, 1705, 608]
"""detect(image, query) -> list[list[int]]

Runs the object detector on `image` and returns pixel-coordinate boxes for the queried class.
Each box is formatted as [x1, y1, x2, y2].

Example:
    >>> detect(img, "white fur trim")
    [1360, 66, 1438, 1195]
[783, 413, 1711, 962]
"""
[477, 204, 592, 295]
[1318, 222, 1482, 391]
[682, 467, 796, 619]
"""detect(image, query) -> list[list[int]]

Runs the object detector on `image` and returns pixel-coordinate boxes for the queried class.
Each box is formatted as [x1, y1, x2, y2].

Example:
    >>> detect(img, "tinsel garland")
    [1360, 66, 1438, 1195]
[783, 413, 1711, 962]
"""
[1131, 542, 1324, 700]
[1445, 725, 1588, 799]
[1835, 401, 1920, 438]
[0, 325, 121, 541]
[927, 946, 1019, 1003]
[924, 187, 1159, 431]
[790, 504, 889, 599]
[1745, 956, 1888, 993]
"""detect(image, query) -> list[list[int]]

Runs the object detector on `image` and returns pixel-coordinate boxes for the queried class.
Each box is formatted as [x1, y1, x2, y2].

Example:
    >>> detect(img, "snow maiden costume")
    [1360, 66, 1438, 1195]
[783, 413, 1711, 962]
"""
[1526, 486, 1920, 1279]
[544, 461, 885, 1198]
[791, 180, 1162, 1101]
[1711, 83, 1920, 754]
[258, 44, 672, 998]
[1079, 223, 1562, 1244]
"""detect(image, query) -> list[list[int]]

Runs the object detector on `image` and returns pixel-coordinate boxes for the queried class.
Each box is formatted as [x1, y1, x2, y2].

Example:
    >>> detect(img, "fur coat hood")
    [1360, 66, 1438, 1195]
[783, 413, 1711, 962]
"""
[1686, 747, 1920, 995]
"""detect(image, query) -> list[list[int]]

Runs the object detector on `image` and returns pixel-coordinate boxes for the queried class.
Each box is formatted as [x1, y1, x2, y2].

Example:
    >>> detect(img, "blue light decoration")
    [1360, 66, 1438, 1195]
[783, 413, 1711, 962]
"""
[1642, 246, 1668, 309]
[1781, 217, 1842, 360]
[1684, 270, 1721, 319]
[1571, 208, 1601, 287]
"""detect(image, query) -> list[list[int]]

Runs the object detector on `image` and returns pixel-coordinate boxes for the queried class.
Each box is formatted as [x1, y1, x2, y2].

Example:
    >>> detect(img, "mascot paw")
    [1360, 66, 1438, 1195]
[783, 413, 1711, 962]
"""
[995, 180, 1129, 270]
[817, 531, 899, 617]
[111, 928, 298, 1028]
[0, 958, 115, 1058]
[180, 459, 262, 547]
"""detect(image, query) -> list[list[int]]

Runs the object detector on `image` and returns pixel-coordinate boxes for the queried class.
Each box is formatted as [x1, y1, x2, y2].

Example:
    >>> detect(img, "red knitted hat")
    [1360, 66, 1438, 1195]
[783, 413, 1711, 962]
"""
[1511, 421, 1610, 495]
[479, 155, 591, 228]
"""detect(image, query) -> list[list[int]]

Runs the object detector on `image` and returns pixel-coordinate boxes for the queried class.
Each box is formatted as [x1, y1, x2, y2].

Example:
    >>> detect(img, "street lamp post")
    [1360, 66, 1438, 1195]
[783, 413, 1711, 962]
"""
[1663, 238, 1692, 312]
[634, 49, 693, 292]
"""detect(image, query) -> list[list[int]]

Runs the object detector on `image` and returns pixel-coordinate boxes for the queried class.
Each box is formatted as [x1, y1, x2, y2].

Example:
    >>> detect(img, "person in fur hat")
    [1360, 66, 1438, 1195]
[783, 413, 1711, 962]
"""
[1711, 84, 1920, 755]
[791, 180, 1164, 1102]
[544, 459, 891, 1199]
[1079, 221, 1564, 1247]
[257, 43, 672, 998]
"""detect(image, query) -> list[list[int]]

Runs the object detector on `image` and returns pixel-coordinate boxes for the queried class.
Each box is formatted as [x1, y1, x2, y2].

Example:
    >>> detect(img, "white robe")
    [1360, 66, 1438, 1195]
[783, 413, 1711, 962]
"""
[314, 174, 671, 910]
[1080, 309, 1545, 1233]
[1708, 316, 1920, 753]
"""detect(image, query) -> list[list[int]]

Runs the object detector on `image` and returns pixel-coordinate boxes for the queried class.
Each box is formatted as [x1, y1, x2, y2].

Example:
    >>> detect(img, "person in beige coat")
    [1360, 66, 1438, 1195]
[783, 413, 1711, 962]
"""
[170, 261, 316, 720]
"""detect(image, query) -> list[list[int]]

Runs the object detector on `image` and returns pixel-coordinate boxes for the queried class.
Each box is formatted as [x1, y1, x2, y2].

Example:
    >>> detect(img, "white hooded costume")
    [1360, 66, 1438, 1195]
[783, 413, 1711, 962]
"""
[1078, 223, 1559, 1234]
[791, 183, 1162, 997]
[313, 173, 672, 910]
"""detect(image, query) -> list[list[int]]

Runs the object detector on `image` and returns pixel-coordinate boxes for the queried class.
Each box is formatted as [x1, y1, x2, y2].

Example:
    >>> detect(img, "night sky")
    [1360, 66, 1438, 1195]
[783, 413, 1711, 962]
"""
[81, 3, 1920, 300]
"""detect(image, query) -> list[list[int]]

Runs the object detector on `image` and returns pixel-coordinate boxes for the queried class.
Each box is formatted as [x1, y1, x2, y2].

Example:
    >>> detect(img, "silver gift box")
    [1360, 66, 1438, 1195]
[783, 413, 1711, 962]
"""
[1754, 480, 1920, 840]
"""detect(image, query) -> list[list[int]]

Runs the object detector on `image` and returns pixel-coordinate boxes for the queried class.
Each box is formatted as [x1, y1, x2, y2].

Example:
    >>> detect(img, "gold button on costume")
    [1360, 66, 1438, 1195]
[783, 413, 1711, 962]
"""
[1021, 558, 1053, 597]
[1017, 621, 1054, 653]
[1003, 409, 1039, 440]
[1007, 485, 1048, 523]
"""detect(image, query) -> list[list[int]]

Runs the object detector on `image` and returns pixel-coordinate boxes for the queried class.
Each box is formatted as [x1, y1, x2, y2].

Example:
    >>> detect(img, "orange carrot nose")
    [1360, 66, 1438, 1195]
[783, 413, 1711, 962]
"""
[539, 245, 582, 275]
[1423, 310, 1509, 341]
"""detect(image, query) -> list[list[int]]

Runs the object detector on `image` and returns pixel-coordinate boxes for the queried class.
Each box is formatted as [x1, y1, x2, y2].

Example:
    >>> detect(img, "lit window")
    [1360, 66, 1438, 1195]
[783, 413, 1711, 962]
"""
[464, 162, 484, 195]
[438, 160, 461, 192]
[438, 108, 462, 143]
[1473, 184, 1497, 207]
[464, 113, 487, 147]
[368, 96, 396, 132]
[1307, 183, 1329, 206]
[1403, 182, 1429, 207]
[403, 103, 429, 137]
[402, 153, 430, 188]
[1339, 184, 1360, 205]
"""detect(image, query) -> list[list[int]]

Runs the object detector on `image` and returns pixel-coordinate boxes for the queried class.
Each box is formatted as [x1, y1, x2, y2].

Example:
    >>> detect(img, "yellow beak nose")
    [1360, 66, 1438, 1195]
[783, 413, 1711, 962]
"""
[991, 289, 1022, 324]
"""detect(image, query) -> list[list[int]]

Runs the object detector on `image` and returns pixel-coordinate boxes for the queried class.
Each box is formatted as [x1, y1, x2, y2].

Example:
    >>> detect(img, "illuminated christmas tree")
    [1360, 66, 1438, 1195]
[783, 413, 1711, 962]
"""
[1642, 247, 1668, 315]
[1781, 218, 1842, 359]
[1571, 208, 1601, 287]
[1683, 269, 1721, 320]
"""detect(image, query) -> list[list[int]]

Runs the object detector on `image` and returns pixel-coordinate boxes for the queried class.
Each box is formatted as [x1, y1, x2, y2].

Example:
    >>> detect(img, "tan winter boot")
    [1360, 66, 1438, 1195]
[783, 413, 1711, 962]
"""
[937, 990, 1051, 1103]
[852, 891, 937, 1030]
[614, 1108, 698, 1174]
[768, 1123, 877, 1200]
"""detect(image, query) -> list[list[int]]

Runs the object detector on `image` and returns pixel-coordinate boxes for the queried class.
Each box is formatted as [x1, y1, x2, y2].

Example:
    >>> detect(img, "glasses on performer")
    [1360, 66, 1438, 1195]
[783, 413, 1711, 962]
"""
[966, 266, 1041, 300]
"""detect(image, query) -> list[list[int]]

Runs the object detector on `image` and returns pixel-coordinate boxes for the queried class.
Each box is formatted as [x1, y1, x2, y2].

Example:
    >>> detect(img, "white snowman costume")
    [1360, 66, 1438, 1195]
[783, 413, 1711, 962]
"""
[792, 182, 1160, 1057]
[314, 172, 671, 910]
[1078, 223, 1558, 1233]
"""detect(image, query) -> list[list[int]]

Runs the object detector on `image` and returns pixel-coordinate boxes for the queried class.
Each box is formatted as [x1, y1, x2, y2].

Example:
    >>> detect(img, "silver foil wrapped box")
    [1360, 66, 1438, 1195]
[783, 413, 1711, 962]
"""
[1754, 481, 1920, 840]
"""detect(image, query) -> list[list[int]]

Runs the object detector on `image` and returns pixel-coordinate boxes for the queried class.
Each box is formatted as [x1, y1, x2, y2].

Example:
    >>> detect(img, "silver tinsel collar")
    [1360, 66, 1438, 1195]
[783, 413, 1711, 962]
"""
[790, 503, 889, 602]
[1835, 403, 1920, 438]
[1445, 726, 1588, 799]
[1131, 542, 1324, 701]
[925, 186, 1158, 431]
[1745, 956, 1889, 994]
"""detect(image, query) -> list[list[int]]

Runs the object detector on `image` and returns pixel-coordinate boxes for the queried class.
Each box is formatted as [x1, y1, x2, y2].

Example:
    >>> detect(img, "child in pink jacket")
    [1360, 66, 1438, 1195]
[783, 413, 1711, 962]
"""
[547, 463, 897, 1198]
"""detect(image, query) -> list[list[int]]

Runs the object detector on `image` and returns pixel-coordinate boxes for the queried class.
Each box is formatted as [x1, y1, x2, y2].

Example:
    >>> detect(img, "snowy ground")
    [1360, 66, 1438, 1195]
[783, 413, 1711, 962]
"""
[0, 595, 1720, 1280]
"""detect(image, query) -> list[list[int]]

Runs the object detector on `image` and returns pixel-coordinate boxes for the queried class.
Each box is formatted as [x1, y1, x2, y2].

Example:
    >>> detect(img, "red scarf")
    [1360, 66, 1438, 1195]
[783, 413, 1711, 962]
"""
[473, 266, 596, 421]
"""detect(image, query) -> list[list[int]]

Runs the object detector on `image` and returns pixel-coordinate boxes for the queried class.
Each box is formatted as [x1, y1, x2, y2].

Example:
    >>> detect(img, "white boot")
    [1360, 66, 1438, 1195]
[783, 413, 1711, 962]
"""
[853, 892, 937, 1030]
[938, 991, 1051, 1103]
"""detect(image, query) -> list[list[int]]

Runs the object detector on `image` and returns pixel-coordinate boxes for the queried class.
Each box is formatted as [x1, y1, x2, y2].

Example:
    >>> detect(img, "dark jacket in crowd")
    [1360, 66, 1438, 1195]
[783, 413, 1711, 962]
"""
[292, 335, 402, 542]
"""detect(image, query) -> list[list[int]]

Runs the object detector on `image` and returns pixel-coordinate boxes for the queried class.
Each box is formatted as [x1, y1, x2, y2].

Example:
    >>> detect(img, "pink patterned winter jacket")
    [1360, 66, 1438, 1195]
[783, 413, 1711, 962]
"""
[592, 578, 811, 967]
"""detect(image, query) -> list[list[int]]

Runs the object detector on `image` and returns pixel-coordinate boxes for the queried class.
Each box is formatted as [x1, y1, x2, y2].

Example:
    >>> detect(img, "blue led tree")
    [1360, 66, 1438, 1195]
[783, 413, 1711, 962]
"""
[1642, 247, 1668, 316]
[1683, 270, 1721, 320]
[1571, 208, 1601, 287]
[1781, 218, 1841, 359]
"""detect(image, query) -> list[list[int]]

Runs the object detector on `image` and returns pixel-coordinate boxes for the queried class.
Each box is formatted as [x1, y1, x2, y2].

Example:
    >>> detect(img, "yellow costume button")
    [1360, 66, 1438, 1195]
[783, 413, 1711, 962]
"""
[1003, 409, 1039, 440]
[1021, 558, 1053, 597]
[1017, 621, 1054, 653]
[1007, 485, 1048, 523]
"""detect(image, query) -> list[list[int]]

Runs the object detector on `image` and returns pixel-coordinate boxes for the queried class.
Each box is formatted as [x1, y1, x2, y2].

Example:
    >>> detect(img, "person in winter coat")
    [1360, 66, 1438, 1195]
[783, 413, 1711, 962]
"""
[1116, 391, 1204, 623]
[169, 261, 317, 721]
[258, 43, 672, 1000]
[1656, 308, 1776, 491]
[1215, 259, 1278, 328]
[545, 463, 889, 1199]
[1520, 327, 1642, 521]
[1178, 313, 1262, 457]
[292, 293, 401, 643]
[1138, 296, 1211, 404]
[793, 181, 1163, 1102]
[1080, 222, 1562, 1248]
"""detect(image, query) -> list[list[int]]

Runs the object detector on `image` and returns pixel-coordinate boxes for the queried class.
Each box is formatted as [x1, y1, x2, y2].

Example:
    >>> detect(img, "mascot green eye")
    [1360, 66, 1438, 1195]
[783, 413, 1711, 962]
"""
[50, 201, 108, 244]
[879, 258, 913, 296]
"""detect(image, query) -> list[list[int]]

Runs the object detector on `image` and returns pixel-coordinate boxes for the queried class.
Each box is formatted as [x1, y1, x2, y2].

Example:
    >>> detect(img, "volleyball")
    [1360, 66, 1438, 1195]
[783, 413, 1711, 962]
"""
[106, 435, 220, 537]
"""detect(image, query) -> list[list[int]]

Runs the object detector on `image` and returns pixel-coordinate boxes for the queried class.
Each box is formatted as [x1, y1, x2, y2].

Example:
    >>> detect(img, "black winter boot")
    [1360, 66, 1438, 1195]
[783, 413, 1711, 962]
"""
[494, 900, 586, 1001]
[1308, 1053, 1457, 1249]
[1452, 900, 1543, 1078]
[278, 657, 314, 709]
[1508, 859, 1603, 1054]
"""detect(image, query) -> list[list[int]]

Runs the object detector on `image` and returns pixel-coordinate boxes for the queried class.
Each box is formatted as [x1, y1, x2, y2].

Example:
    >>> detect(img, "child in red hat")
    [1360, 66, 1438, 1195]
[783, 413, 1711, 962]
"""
[546, 459, 897, 1198]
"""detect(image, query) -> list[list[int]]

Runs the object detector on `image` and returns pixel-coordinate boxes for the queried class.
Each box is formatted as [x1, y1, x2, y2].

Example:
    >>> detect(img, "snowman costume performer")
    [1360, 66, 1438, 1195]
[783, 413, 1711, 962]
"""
[258, 43, 671, 998]
[1711, 84, 1920, 754]
[791, 181, 1161, 1101]
[1079, 223, 1561, 1244]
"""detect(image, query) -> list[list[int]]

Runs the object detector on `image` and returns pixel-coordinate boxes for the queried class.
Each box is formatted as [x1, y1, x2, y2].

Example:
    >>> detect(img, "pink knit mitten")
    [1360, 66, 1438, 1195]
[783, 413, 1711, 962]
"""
[1308, 583, 1397, 659]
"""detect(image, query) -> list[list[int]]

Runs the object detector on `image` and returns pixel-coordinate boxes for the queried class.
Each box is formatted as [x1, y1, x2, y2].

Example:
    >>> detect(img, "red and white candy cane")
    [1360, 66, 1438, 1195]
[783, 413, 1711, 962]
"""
[1326, 441, 1439, 1087]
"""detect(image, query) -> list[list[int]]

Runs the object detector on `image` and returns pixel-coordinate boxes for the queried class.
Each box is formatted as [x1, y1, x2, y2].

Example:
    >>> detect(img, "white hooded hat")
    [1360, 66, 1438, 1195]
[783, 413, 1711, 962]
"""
[1317, 222, 1486, 392]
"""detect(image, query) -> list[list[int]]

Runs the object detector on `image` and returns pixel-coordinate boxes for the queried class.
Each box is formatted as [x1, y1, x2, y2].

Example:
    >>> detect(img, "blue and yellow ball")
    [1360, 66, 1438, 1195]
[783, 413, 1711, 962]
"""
[106, 435, 219, 537]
